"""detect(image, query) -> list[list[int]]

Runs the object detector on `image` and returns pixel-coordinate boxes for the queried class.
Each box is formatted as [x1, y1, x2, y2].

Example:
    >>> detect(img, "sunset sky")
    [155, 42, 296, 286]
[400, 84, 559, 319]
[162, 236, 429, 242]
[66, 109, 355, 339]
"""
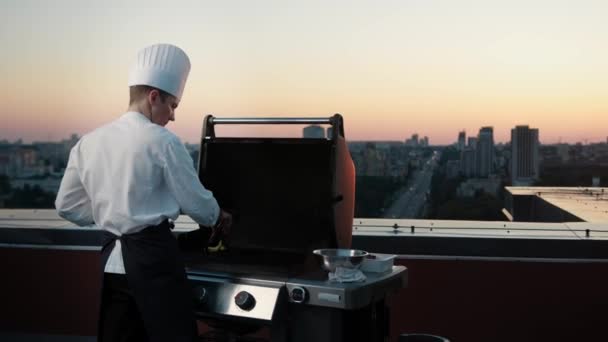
[1, 0, 607, 144]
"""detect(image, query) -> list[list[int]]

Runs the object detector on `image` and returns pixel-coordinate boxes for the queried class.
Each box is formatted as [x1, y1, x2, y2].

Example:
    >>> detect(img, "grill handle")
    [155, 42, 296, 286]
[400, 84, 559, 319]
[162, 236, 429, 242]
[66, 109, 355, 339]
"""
[210, 117, 332, 125]
[201, 114, 346, 139]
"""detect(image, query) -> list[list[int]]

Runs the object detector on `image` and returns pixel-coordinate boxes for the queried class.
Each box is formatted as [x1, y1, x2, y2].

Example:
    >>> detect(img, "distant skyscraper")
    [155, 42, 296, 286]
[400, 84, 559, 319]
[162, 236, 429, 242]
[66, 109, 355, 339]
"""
[303, 125, 325, 138]
[412, 134, 419, 146]
[461, 136, 477, 178]
[511, 125, 539, 185]
[405, 133, 419, 147]
[476, 127, 494, 178]
[421, 136, 429, 147]
[468, 137, 478, 149]
[461, 148, 476, 177]
[458, 131, 466, 151]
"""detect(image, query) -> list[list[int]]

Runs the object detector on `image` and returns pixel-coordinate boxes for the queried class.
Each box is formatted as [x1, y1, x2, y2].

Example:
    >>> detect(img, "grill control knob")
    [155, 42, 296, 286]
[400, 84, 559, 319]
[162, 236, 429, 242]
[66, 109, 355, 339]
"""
[235, 291, 256, 311]
[193, 287, 208, 305]
[290, 287, 308, 304]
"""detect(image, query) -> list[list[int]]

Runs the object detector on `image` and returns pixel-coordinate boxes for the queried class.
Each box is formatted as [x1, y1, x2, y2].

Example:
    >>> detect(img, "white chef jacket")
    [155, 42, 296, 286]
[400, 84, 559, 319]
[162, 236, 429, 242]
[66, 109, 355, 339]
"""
[55, 111, 220, 273]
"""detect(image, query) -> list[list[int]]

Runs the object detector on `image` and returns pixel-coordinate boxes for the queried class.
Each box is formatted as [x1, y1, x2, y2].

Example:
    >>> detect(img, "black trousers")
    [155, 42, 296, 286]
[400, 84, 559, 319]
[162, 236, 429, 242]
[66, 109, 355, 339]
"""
[99, 221, 198, 342]
[98, 273, 148, 342]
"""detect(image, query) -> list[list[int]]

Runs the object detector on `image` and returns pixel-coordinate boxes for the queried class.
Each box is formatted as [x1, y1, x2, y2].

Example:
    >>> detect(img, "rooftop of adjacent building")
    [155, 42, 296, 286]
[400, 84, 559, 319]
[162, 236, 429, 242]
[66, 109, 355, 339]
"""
[506, 186, 608, 223]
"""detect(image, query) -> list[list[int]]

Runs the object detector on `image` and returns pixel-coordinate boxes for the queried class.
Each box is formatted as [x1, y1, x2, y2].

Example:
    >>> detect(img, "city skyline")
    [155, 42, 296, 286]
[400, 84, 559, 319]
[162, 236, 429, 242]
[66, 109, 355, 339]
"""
[2, 124, 605, 147]
[2, 1, 608, 144]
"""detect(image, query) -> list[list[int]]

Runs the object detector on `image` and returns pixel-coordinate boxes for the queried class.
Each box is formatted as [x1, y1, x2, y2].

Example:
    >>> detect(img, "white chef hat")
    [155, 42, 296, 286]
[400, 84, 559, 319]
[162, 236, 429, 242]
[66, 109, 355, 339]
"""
[128, 44, 191, 100]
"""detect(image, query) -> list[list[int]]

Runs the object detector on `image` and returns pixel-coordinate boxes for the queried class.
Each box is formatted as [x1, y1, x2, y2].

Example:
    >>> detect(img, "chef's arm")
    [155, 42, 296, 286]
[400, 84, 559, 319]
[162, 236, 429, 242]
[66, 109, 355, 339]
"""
[163, 138, 220, 227]
[55, 146, 94, 226]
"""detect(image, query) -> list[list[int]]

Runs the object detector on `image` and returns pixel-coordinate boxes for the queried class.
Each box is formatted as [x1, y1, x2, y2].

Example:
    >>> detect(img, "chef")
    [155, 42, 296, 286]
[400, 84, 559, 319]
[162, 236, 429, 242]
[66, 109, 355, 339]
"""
[55, 43, 231, 342]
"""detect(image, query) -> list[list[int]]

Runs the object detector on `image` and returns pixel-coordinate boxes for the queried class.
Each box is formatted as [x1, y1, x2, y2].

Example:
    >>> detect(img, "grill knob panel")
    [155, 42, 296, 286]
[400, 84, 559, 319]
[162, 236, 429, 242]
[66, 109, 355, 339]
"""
[290, 286, 308, 304]
[234, 291, 256, 311]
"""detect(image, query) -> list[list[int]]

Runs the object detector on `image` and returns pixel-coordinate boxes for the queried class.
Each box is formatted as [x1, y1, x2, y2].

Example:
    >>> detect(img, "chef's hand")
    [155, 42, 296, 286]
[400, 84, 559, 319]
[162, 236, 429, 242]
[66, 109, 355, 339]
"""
[208, 209, 232, 246]
[216, 209, 232, 236]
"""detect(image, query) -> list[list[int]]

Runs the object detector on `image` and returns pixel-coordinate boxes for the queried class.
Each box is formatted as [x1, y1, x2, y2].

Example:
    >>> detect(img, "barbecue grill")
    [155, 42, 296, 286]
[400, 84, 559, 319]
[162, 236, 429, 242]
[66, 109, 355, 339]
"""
[180, 114, 407, 342]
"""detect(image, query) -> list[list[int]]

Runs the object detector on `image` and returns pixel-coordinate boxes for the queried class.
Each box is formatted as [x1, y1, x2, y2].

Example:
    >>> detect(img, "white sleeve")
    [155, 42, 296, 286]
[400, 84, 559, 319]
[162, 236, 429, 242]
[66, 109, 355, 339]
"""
[55, 144, 94, 226]
[163, 137, 220, 227]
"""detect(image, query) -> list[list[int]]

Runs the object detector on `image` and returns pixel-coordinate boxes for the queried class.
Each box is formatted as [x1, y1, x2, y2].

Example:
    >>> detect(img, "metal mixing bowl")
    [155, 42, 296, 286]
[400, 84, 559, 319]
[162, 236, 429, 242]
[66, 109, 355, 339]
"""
[313, 249, 369, 272]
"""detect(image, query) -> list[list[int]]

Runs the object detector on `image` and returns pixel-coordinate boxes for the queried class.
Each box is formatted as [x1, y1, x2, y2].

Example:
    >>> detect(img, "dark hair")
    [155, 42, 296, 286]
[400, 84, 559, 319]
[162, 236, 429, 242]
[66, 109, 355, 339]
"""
[129, 85, 172, 105]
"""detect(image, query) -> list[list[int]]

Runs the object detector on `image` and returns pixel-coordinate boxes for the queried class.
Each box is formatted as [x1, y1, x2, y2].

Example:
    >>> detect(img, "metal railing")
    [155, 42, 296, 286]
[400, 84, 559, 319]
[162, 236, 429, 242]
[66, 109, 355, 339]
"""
[352, 219, 608, 239]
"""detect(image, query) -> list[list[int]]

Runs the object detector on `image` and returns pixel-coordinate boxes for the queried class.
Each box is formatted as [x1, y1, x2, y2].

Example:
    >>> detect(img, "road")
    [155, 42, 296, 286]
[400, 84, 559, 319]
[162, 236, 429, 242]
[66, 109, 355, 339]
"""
[382, 151, 440, 219]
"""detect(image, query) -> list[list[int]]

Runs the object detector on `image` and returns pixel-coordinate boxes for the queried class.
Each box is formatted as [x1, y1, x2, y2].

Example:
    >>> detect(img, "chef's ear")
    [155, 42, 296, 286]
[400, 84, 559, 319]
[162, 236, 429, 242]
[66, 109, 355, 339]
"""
[148, 89, 161, 104]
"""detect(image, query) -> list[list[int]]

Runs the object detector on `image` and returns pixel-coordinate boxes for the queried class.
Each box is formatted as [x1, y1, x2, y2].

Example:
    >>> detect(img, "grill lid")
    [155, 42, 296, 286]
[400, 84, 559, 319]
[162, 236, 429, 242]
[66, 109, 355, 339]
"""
[196, 115, 355, 260]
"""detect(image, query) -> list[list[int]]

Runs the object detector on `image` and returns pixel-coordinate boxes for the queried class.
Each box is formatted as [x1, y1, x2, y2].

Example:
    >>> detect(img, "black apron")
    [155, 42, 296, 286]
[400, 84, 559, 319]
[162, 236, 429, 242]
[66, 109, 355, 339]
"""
[100, 220, 197, 341]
